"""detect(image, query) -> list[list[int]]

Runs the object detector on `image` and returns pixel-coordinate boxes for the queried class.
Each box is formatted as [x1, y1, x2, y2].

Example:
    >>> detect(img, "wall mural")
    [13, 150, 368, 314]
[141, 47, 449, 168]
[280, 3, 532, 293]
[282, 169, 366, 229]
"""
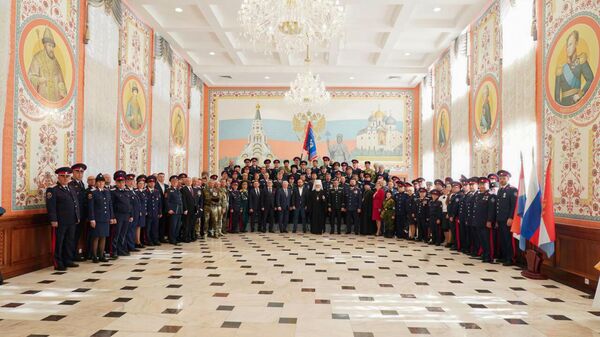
[206, 88, 418, 176]
[168, 52, 190, 175]
[470, 0, 502, 176]
[117, 5, 153, 174]
[3, 0, 84, 212]
[542, 0, 600, 222]
[434, 51, 452, 178]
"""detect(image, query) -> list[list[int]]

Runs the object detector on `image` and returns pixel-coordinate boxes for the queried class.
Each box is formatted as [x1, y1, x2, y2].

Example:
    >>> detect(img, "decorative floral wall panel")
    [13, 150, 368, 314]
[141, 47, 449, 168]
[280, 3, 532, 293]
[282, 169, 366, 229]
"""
[117, 5, 153, 174]
[541, 0, 600, 222]
[470, 0, 502, 176]
[3, 0, 85, 212]
[434, 51, 452, 178]
[168, 52, 190, 175]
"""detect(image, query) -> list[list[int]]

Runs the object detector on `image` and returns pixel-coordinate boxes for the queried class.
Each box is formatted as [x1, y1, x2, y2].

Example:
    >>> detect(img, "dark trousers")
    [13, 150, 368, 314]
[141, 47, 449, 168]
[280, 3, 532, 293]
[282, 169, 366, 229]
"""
[479, 227, 492, 261]
[262, 208, 275, 232]
[278, 209, 290, 232]
[169, 214, 182, 244]
[250, 211, 261, 231]
[112, 213, 130, 255]
[159, 213, 168, 241]
[52, 223, 75, 268]
[71, 222, 83, 259]
[127, 216, 138, 250]
[229, 210, 242, 233]
[147, 215, 160, 244]
[395, 215, 406, 238]
[417, 218, 428, 240]
[456, 219, 467, 251]
[181, 214, 194, 241]
[329, 209, 342, 233]
[498, 220, 514, 263]
[198, 211, 205, 236]
[293, 207, 307, 232]
[346, 210, 359, 234]
[430, 219, 442, 244]
[467, 226, 479, 254]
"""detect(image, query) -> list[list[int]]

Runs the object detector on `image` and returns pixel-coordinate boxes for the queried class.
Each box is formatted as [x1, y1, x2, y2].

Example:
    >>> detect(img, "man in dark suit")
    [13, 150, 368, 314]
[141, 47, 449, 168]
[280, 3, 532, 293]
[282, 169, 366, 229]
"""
[155, 172, 169, 243]
[261, 180, 277, 233]
[276, 180, 293, 233]
[68, 163, 87, 261]
[291, 178, 309, 233]
[46, 167, 81, 271]
[179, 173, 195, 242]
[248, 180, 262, 232]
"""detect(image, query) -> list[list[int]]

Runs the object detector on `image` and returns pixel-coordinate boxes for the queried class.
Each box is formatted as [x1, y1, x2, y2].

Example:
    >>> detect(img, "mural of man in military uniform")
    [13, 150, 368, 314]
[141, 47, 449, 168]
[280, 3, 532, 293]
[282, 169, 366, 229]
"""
[555, 30, 595, 106]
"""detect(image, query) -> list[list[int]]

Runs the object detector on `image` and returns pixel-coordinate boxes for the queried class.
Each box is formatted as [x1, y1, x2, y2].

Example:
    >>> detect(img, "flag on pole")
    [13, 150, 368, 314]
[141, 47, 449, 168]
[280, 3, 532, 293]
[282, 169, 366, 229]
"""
[511, 152, 527, 251]
[531, 156, 556, 257]
[303, 121, 318, 161]
[521, 149, 542, 242]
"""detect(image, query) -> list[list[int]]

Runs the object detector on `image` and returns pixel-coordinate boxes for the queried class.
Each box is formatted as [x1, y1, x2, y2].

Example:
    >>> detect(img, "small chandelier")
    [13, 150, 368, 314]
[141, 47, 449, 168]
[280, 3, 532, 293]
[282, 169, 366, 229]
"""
[238, 0, 345, 55]
[285, 45, 331, 108]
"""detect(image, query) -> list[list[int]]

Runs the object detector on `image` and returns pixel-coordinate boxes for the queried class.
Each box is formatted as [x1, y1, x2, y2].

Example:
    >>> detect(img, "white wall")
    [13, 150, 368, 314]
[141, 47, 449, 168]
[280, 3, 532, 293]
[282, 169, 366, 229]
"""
[0, 0, 10, 206]
[188, 86, 202, 177]
[150, 58, 170, 175]
[450, 38, 470, 178]
[420, 80, 434, 181]
[83, 5, 119, 175]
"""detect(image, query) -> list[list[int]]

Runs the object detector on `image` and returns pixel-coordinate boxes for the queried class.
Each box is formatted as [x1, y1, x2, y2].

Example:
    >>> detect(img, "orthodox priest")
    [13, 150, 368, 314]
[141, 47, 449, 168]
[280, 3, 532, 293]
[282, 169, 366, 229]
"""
[308, 180, 327, 234]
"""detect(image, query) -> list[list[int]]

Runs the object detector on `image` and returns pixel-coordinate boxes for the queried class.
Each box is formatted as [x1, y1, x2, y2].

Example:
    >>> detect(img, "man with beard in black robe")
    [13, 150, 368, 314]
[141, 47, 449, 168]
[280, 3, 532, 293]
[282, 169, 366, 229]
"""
[308, 180, 328, 234]
[360, 183, 375, 235]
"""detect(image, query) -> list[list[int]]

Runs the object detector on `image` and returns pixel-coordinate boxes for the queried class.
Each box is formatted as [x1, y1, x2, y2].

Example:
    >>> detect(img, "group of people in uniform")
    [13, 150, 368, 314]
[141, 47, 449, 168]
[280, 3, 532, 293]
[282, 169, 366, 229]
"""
[45, 156, 518, 271]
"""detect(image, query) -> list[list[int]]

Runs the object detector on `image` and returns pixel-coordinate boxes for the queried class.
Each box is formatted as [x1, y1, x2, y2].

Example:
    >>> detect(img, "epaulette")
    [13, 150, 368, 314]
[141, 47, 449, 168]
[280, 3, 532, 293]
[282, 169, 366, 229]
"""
[578, 52, 588, 64]
[110, 187, 116, 191]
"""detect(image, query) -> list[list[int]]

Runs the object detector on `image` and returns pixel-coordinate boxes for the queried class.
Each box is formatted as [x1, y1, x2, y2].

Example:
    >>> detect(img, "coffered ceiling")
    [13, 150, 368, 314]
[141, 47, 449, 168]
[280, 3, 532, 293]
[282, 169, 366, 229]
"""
[127, 0, 488, 87]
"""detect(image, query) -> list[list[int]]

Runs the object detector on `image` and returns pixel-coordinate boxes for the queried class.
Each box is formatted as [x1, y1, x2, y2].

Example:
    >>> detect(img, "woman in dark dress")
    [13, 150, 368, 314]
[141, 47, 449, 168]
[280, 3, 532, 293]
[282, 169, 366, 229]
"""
[308, 180, 328, 234]
[360, 184, 374, 235]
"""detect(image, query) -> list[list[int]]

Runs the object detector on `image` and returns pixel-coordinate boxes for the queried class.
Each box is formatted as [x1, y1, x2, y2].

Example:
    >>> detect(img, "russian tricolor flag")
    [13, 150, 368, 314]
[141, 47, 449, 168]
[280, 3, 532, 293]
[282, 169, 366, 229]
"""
[511, 152, 527, 251]
[520, 150, 542, 245]
[531, 158, 556, 257]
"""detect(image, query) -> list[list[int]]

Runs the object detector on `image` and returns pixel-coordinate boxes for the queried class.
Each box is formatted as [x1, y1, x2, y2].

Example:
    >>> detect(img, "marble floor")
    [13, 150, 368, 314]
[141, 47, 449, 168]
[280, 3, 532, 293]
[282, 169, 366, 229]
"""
[0, 233, 598, 337]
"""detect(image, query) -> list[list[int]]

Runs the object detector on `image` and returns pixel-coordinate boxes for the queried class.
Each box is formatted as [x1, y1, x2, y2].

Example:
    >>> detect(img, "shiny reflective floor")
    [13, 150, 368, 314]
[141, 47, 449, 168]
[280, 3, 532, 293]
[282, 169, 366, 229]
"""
[0, 233, 598, 337]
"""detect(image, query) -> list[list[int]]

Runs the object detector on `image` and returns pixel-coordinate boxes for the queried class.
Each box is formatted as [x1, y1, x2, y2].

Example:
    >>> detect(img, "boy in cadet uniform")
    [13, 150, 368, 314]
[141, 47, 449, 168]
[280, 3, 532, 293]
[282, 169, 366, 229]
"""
[328, 179, 344, 234]
[311, 159, 320, 175]
[428, 189, 444, 245]
[351, 159, 362, 176]
[145, 175, 162, 246]
[344, 178, 362, 234]
[466, 177, 480, 256]
[496, 170, 517, 266]
[405, 183, 417, 239]
[46, 167, 81, 271]
[69, 163, 87, 262]
[134, 175, 148, 248]
[394, 182, 409, 239]
[111, 171, 133, 258]
[87, 173, 113, 263]
[166, 175, 184, 245]
[473, 177, 497, 263]
[125, 173, 141, 252]
[415, 187, 429, 241]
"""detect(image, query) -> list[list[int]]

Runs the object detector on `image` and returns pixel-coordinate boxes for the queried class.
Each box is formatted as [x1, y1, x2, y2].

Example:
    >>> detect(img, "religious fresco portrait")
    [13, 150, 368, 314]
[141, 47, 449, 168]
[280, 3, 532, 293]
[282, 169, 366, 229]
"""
[473, 77, 499, 137]
[171, 105, 186, 147]
[545, 15, 600, 115]
[435, 106, 450, 150]
[121, 76, 146, 134]
[19, 18, 75, 108]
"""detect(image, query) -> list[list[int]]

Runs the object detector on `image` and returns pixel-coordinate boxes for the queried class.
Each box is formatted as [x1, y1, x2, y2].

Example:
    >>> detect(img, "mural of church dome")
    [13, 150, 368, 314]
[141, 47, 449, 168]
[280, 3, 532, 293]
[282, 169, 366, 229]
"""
[355, 107, 403, 155]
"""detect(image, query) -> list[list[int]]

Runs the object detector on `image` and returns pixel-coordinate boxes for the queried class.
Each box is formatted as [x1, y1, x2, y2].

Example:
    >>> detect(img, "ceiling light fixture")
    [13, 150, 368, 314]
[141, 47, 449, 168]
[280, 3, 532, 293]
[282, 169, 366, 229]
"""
[264, 76, 271, 79]
[238, 0, 345, 55]
[349, 76, 355, 80]
[175, 7, 183, 13]
[433, 7, 441, 12]
[209, 51, 216, 56]
[285, 45, 330, 109]
[404, 52, 411, 56]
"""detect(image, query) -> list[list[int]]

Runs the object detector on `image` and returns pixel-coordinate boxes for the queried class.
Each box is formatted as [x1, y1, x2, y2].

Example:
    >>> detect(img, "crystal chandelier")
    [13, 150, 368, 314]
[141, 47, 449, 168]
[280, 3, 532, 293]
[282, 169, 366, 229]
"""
[285, 45, 330, 108]
[238, 0, 345, 55]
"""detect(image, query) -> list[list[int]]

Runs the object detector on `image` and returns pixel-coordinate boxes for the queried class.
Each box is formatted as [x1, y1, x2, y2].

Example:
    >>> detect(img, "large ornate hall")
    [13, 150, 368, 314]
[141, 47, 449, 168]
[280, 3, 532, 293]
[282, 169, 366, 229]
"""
[0, 0, 599, 336]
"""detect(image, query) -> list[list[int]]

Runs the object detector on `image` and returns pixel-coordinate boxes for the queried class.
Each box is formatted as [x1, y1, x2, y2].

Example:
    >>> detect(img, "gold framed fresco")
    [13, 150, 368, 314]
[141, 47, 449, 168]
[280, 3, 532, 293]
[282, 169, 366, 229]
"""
[120, 75, 147, 135]
[473, 76, 500, 138]
[545, 15, 600, 116]
[171, 104, 186, 147]
[435, 105, 450, 151]
[18, 18, 75, 109]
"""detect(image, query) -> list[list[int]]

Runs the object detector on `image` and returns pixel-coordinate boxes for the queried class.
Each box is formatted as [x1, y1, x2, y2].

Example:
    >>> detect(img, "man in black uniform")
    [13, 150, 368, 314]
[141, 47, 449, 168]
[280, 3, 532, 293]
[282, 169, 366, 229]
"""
[248, 180, 262, 232]
[145, 175, 162, 246]
[465, 177, 479, 256]
[46, 167, 81, 271]
[496, 170, 517, 265]
[344, 178, 362, 234]
[447, 181, 464, 251]
[110, 171, 133, 258]
[68, 163, 87, 261]
[165, 175, 184, 245]
[328, 179, 344, 234]
[291, 178, 309, 233]
[155, 172, 169, 243]
[275, 180, 293, 233]
[394, 182, 409, 238]
[473, 177, 497, 263]
[415, 187, 429, 241]
[261, 180, 277, 233]
[227, 181, 241, 233]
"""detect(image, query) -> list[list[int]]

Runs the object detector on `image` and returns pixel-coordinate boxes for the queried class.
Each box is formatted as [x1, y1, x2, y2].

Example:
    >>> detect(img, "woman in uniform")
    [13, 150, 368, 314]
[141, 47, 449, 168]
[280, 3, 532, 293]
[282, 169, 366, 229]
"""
[87, 174, 114, 263]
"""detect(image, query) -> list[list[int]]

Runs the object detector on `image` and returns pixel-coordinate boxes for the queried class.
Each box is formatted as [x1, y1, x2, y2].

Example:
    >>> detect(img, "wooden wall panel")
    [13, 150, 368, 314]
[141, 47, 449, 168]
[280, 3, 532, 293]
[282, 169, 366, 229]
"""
[0, 214, 52, 279]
